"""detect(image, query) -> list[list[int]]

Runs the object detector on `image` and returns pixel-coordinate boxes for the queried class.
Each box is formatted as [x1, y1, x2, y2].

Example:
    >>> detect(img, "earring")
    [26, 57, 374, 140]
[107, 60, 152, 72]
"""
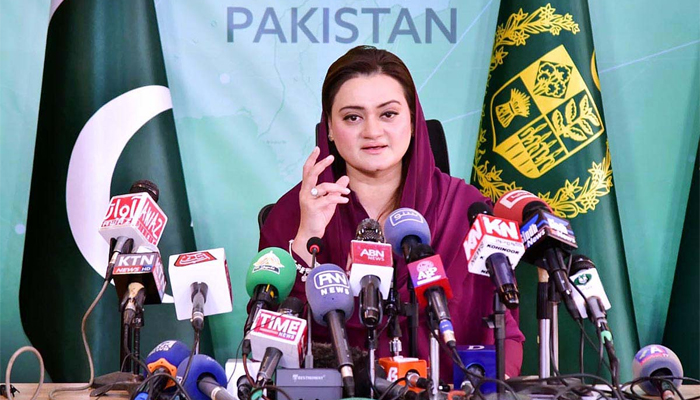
[328, 132, 334, 142]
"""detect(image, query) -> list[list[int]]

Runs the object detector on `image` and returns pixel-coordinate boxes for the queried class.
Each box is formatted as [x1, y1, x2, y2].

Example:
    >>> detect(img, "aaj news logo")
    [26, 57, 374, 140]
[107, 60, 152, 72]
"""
[314, 270, 350, 296]
[174, 251, 216, 266]
[389, 208, 424, 226]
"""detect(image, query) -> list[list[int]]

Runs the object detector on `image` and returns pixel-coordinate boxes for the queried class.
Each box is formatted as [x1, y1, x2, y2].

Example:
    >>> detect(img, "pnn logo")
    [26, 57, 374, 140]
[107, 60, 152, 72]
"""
[314, 271, 348, 290]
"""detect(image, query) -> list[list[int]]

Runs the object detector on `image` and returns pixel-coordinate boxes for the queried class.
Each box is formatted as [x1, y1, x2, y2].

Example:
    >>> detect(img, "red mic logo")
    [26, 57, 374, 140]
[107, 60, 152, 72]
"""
[464, 215, 521, 262]
[253, 310, 306, 341]
[174, 251, 216, 266]
[351, 241, 392, 267]
[102, 194, 143, 226]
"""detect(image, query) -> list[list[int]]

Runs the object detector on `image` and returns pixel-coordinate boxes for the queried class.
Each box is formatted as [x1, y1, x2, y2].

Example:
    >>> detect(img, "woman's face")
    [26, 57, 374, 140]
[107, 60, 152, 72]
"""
[328, 73, 412, 177]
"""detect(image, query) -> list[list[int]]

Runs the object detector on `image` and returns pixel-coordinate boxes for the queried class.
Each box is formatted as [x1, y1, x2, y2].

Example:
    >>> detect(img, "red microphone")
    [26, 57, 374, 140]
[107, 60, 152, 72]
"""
[406, 253, 455, 346]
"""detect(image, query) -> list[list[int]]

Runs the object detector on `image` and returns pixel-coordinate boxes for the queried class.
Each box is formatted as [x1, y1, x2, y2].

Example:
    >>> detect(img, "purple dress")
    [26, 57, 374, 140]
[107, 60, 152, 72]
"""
[259, 95, 525, 380]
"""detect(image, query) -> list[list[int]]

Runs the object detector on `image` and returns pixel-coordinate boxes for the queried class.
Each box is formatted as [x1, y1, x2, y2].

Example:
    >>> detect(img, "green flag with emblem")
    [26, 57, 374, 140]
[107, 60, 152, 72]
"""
[471, 1, 639, 379]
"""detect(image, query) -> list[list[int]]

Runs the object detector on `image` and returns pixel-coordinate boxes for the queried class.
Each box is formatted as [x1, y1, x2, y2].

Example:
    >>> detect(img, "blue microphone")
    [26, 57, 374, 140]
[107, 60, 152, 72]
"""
[305, 263, 355, 397]
[176, 354, 232, 400]
[384, 208, 431, 262]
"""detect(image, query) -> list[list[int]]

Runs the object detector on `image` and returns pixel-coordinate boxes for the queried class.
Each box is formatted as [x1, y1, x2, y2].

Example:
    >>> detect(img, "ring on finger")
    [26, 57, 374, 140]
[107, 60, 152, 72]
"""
[310, 187, 319, 198]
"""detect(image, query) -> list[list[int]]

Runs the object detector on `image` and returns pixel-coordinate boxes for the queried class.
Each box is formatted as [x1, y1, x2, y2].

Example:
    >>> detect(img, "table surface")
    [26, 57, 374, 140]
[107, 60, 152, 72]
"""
[7, 383, 700, 399]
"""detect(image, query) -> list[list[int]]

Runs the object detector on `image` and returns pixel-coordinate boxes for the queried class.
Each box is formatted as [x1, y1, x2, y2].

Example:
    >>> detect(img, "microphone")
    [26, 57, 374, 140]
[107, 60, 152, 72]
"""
[243, 247, 297, 336]
[177, 354, 234, 400]
[247, 308, 308, 385]
[168, 248, 233, 331]
[385, 208, 431, 263]
[633, 345, 684, 400]
[569, 255, 612, 330]
[278, 296, 304, 316]
[569, 255, 620, 385]
[305, 264, 356, 397]
[374, 376, 418, 400]
[493, 189, 581, 319]
[306, 237, 324, 260]
[463, 202, 525, 309]
[99, 180, 167, 281]
[113, 252, 167, 324]
[349, 218, 394, 328]
[407, 253, 455, 347]
[142, 340, 190, 395]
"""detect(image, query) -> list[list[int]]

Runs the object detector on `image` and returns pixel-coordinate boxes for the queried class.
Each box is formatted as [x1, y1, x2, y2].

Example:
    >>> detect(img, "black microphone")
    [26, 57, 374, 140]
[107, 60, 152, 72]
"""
[494, 190, 581, 319]
[278, 296, 304, 316]
[351, 218, 392, 328]
[190, 282, 209, 332]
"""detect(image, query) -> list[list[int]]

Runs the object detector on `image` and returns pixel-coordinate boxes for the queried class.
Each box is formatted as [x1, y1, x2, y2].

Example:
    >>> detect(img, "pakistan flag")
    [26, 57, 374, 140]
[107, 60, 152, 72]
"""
[471, 1, 639, 379]
[20, 0, 211, 382]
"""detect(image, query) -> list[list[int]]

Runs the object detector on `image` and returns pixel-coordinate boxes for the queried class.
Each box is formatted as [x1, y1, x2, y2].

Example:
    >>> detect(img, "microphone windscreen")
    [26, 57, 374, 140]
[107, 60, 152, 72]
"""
[467, 202, 492, 225]
[570, 254, 596, 275]
[278, 296, 305, 316]
[145, 340, 190, 374]
[129, 179, 159, 202]
[306, 237, 324, 254]
[305, 264, 354, 326]
[493, 189, 550, 224]
[176, 354, 227, 400]
[355, 218, 385, 242]
[384, 208, 431, 255]
[632, 345, 684, 395]
[245, 247, 297, 300]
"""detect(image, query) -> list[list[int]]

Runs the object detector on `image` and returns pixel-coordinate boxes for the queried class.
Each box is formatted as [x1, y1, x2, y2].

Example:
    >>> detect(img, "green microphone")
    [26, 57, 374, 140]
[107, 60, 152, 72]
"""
[244, 247, 297, 335]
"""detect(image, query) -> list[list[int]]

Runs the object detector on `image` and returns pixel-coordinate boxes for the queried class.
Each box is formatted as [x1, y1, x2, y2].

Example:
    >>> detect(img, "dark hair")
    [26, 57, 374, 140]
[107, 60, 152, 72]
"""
[321, 46, 416, 219]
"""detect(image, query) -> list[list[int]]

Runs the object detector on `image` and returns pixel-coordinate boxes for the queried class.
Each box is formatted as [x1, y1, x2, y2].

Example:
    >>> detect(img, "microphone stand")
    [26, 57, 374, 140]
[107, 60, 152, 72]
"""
[426, 308, 440, 400]
[305, 246, 319, 369]
[386, 262, 403, 356]
[549, 279, 561, 372]
[536, 268, 551, 378]
[483, 292, 506, 393]
[406, 278, 418, 358]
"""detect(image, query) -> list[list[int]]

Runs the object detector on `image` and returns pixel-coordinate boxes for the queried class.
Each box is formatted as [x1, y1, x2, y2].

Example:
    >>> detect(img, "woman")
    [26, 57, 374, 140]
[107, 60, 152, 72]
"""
[259, 45, 524, 381]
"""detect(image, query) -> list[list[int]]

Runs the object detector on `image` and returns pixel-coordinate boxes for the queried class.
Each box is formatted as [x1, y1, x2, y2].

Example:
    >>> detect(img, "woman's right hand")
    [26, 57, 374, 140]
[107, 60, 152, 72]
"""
[292, 147, 350, 262]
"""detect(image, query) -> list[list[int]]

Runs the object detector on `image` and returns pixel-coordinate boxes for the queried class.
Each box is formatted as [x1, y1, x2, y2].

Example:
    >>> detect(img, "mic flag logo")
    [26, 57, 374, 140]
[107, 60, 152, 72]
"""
[252, 250, 287, 274]
[388, 208, 425, 227]
[314, 270, 350, 296]
[174, 251, 216, 266]
[417, 260, 439, 283]
[634, 345, 670, 364]
[572, 273, 592, 286]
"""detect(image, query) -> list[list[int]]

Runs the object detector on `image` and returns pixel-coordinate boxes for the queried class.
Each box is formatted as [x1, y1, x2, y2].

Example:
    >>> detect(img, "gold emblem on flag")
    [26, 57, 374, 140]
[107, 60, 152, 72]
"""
[489, 45, 604, 179]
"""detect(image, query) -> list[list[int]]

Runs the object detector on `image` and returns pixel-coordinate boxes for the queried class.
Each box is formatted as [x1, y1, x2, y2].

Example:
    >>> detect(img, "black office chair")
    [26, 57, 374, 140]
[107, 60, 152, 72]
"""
[258, 119, 450, 230]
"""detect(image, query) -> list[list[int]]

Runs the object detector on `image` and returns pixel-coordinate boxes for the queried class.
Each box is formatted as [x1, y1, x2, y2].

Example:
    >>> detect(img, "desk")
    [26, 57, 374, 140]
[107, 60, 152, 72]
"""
[8, 383, 700, 399]
[10, 384, 127, 400]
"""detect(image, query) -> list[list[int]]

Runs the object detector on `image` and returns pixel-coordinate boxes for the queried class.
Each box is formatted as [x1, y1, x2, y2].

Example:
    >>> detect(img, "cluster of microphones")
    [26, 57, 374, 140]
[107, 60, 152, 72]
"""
[94, 181, 687, 400]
